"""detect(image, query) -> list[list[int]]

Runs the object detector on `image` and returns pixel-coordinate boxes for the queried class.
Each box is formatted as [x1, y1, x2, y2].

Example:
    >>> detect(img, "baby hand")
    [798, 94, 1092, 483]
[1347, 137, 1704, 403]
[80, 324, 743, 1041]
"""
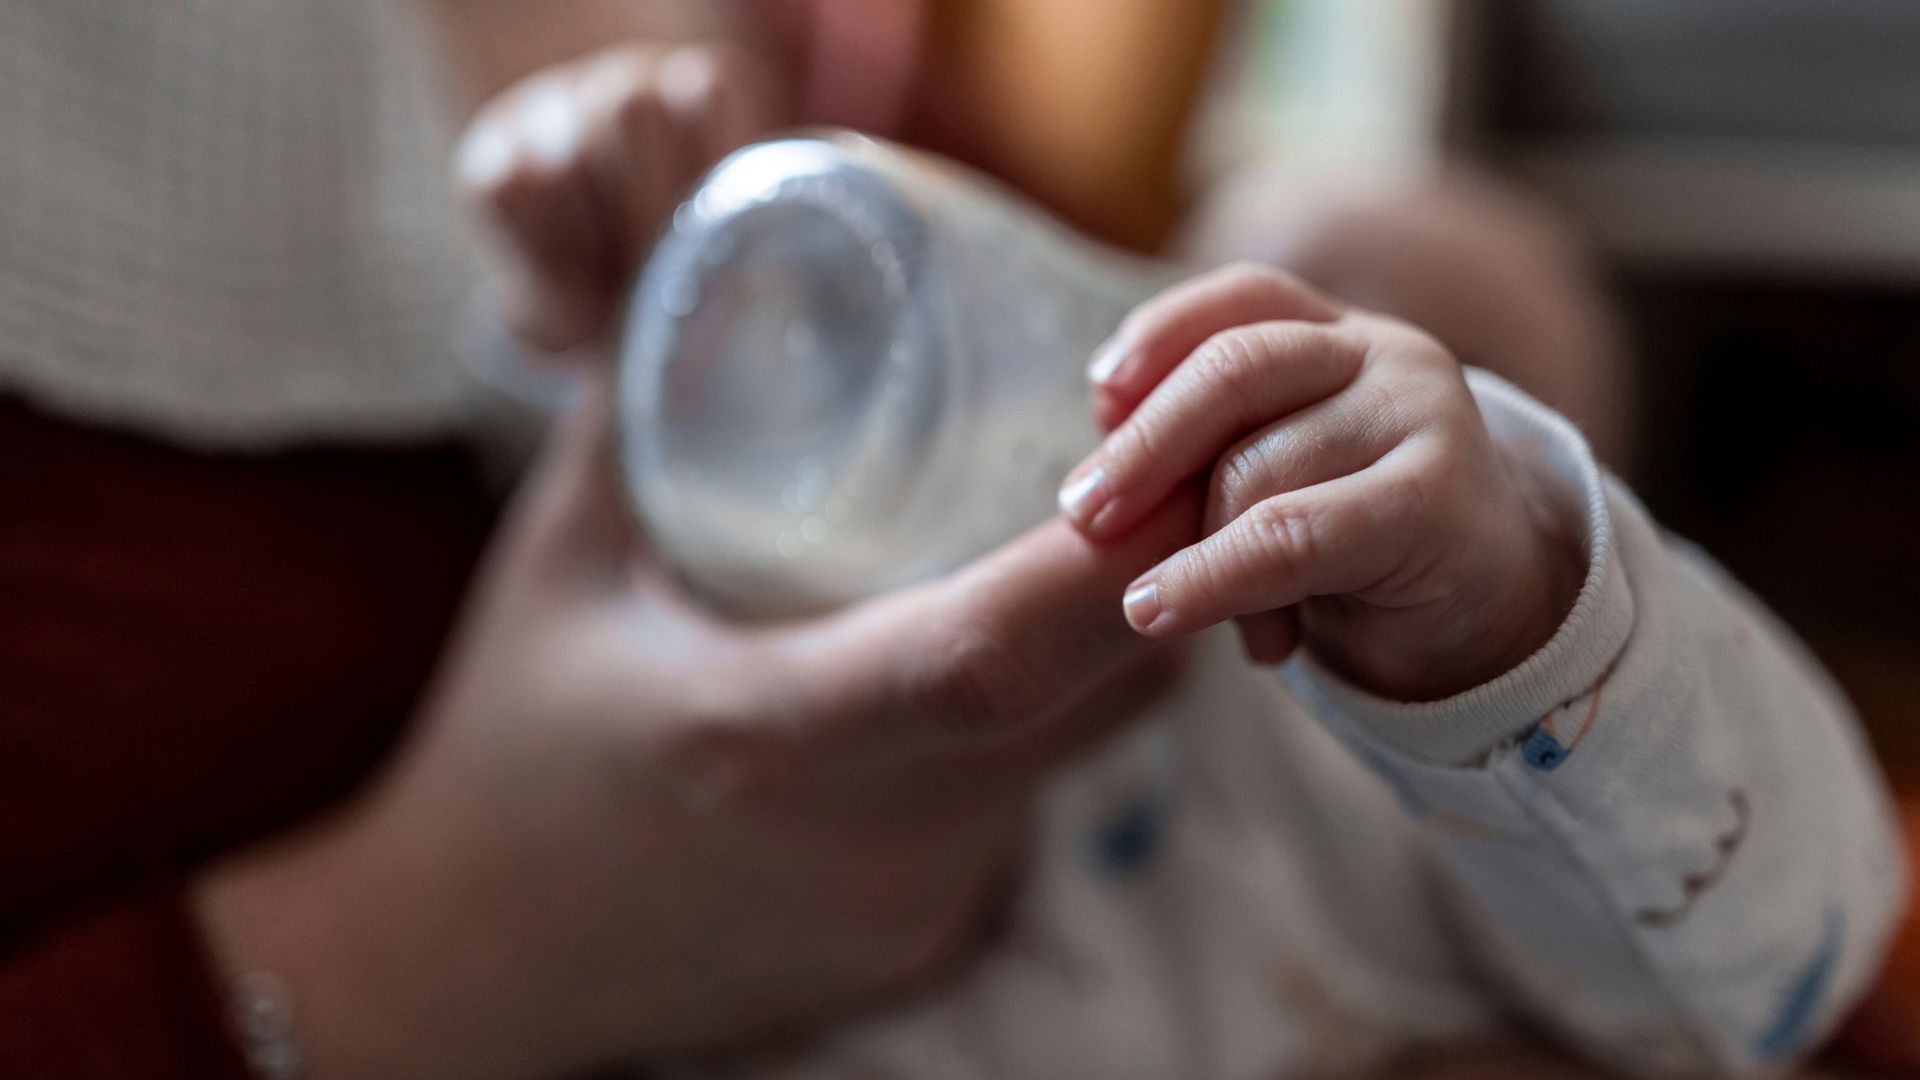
[456, 42, 775, 353]
[1059, 265, 1585, 701]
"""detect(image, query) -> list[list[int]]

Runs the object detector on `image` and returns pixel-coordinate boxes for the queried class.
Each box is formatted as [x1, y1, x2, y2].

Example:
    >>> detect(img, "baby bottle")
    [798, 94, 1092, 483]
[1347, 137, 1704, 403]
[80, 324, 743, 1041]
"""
[622, 136, 1261, 990]
[619, 132, 1174, 614]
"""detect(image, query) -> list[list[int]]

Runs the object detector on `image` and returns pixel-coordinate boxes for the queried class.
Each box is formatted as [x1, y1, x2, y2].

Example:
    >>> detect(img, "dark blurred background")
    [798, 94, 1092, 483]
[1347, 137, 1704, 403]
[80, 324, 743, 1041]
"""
[1170, 1, 1920, 1044]
[1180, 0, 1918, 774]
[1450, 0, 1920, 777]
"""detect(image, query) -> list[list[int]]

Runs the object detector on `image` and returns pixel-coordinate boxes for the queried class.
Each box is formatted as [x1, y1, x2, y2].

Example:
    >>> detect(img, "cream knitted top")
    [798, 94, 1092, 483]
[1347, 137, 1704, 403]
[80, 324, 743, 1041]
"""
[0, 0, 482, 448]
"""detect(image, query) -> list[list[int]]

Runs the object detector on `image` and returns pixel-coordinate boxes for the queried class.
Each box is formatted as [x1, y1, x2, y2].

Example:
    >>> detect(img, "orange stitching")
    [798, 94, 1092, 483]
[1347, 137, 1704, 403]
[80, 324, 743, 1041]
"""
[1562, 656, 1623, 752]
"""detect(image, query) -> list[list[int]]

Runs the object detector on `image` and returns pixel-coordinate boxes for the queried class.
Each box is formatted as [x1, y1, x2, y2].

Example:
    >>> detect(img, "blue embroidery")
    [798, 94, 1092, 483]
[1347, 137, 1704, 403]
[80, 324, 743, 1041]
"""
[1754, 908, 1844, 1061]
[1087, 789, 1167, 880]
[1520, 726, 1570, 771]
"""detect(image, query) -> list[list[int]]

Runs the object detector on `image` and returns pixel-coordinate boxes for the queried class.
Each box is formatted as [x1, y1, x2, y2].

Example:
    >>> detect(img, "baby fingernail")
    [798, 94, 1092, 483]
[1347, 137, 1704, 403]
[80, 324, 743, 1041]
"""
[1057, 465, 1112, 529]
[1087, 339, 1131, 385]
[1123, 575, 1165, 633]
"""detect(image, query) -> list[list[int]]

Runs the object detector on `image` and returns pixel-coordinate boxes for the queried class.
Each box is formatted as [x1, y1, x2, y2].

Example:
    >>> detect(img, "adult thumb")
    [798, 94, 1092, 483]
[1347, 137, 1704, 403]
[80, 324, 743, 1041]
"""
[493, 379, 649, 595]
[782, 483, 1207, 754]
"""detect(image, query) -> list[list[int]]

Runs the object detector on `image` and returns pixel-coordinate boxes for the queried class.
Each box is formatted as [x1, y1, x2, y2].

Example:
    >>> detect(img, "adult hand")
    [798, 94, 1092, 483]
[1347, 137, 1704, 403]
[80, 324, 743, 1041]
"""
[194, 388, 1193, 1080]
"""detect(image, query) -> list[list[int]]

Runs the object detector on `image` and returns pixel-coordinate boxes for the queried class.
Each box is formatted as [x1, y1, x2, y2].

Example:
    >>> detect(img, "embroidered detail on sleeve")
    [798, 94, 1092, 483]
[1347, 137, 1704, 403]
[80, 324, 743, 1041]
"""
[1753, 908, 1844, 1061]
[1636, 790, 1752, 928]
[1520, 727, 1570, 771]
[1518, 658, 1618, 772]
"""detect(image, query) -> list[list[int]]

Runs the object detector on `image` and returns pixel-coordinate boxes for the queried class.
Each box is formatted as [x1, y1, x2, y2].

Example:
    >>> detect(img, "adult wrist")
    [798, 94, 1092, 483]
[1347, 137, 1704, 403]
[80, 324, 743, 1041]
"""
[189, 781, 535, 1080]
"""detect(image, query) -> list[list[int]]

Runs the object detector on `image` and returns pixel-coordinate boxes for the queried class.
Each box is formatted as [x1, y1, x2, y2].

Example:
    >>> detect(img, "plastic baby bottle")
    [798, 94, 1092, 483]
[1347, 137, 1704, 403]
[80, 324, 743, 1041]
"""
[619, 132, 1173, 614]
[623, 139, 1288, 1076]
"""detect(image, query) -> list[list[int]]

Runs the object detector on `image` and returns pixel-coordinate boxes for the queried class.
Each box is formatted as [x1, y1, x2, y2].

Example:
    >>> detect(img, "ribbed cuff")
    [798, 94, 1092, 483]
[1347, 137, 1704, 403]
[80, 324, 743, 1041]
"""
[1285, 370, 1635, 765]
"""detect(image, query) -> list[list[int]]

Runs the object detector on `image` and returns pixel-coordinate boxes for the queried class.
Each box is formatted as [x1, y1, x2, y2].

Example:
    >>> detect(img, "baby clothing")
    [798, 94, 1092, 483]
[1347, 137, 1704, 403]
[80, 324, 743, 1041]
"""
[692, 371, 1905, 1080]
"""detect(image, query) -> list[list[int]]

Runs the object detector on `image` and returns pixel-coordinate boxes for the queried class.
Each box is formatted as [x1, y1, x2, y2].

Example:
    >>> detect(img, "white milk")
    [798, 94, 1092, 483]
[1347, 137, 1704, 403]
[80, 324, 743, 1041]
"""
[620, 133, 1173, 615]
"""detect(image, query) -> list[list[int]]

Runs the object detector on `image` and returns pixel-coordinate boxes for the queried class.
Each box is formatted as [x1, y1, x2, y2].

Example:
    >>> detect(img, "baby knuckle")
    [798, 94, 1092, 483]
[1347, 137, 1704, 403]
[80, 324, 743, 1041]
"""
[1193, 328, 1270, 399]
[1245, 500, 1318, 581]
[1108, 410, 1173, 478]
[1369, 355, 1460, 427]
[1387, 375, 1452, 433]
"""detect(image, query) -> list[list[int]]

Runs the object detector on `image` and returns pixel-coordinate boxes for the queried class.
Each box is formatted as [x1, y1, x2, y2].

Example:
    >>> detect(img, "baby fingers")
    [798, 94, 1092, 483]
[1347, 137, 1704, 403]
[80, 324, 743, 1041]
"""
[1088, 262, 1345, 431]
[1120, 452, 1435, 637]
[1061, 320, 1367, 542]
[1201, 383, 1413, 535]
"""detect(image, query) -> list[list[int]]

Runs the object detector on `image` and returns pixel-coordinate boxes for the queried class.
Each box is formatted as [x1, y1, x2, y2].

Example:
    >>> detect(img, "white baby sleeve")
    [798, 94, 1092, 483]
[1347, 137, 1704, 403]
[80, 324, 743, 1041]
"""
[1281, 371, 1906, 1077]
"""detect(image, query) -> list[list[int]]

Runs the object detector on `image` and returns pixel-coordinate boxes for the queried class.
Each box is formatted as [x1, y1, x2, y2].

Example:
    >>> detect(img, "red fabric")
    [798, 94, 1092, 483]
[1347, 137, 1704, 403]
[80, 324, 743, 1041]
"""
[0, 397, 496, 1075]
[0, 885, 253, 1080]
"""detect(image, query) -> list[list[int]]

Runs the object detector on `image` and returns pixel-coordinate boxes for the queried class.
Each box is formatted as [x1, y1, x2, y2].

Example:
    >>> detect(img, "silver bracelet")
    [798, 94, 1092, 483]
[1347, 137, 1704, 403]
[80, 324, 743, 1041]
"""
[228, 971, 306, 1080]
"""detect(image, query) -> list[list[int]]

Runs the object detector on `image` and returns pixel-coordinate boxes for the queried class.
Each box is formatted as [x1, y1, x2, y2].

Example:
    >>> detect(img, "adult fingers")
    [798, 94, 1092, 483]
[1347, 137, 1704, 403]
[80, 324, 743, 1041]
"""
[1089, 263, 1344, 431]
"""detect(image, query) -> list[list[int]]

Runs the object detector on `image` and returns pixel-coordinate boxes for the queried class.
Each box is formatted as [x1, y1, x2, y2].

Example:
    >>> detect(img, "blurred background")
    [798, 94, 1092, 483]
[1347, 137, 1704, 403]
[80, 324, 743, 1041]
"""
[930, 0, 1920, 1057]
[963, 0, 1920, 782]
